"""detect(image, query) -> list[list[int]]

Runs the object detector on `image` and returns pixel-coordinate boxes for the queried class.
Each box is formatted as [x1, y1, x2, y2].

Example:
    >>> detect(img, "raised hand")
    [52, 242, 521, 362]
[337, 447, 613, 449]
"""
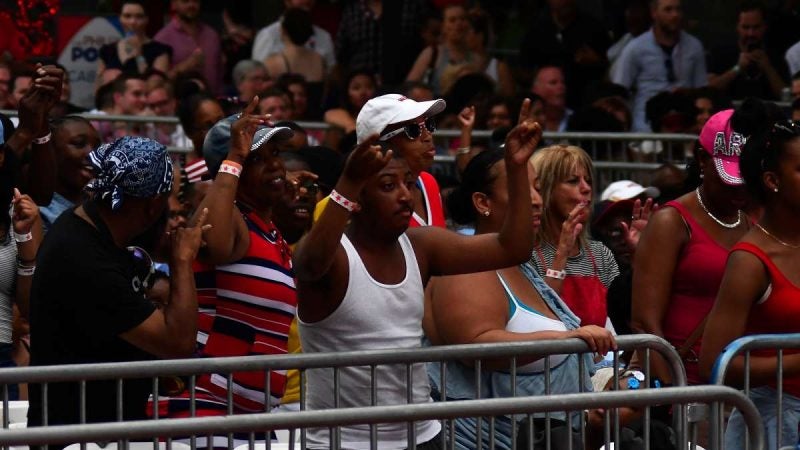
[341, 134, 392, 186]
[558, 202, 589, 255]
[11, 188, 38, 235]
[229, 96, 271, 163]
[621, 197, 657, 251]
[287, 170, 319, 198]
[517, 98, 533, 125]
[457, 106, 475, 130]
[503, 120, 543, 166]
[18, 65, 64, 137]
[171, 207, 212, 264]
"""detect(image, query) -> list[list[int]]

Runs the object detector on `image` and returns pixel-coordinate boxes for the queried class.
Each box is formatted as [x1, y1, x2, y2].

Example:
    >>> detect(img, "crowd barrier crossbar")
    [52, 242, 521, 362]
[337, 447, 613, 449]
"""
[0, 387, 763, 450]
[0, 336, 686, 450]
[0, 335, 684, 385]
[1, 109, 696, 186]
[709, 334, 800, 450]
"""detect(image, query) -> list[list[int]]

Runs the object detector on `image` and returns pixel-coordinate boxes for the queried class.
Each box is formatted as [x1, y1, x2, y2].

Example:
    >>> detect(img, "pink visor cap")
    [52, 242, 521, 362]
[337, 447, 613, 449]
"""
[698, 109, 745, 186]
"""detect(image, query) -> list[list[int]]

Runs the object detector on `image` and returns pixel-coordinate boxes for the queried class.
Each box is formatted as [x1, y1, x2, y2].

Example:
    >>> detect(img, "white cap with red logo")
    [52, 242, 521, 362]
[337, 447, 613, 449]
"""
[356, 94, 446, 144]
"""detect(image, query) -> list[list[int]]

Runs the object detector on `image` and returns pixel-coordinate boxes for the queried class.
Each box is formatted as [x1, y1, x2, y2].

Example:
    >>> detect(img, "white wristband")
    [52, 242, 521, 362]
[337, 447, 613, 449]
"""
[32, 132, 51, 145]
[218, 162, 242, 178]
[545, 268, 566, 280]
[13, 231, 32, 243]
[330, 189, 359, 212]
[16, 265, 35, 277]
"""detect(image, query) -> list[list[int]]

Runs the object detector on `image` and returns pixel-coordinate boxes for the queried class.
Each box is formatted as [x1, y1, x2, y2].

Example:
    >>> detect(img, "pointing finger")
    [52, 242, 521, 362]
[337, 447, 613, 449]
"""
[195, 207, 209, 228]
[243, 96, 259, 115]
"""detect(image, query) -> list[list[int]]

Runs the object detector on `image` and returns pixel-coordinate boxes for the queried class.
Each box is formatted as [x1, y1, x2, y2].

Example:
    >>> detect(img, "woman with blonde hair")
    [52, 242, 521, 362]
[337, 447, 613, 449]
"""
[529, 145, 648, 329]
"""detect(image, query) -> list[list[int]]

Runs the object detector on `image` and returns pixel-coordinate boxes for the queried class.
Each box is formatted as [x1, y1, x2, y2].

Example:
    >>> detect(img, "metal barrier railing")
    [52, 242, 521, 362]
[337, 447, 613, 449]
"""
[0, 335, 686, 450]
[0, 386, 762, 450]
[710, 334, 800, 450]
[1, 109, 696, 187]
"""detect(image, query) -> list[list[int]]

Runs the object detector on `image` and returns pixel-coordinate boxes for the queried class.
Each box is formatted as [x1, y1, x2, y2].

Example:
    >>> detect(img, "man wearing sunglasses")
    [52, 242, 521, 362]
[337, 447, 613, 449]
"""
[314, 93, 447, 228]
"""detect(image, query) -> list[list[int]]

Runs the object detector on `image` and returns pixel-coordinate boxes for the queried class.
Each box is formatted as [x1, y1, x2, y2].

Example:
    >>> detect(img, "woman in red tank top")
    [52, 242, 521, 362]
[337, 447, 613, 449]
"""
[632, 107, 753, 386]
[700, 117, 800, 449]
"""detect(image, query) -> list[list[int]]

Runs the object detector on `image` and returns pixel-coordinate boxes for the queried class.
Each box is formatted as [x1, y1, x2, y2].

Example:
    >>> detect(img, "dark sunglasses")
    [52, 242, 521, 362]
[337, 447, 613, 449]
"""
[380, 117, 436, 141]
[127, 246, 155, 291]
[299, 178, 319, 195]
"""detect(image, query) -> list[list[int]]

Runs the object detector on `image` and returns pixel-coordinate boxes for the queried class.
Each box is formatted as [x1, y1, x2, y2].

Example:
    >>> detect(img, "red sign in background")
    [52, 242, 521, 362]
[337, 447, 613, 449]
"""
[0, 0, 61, 58]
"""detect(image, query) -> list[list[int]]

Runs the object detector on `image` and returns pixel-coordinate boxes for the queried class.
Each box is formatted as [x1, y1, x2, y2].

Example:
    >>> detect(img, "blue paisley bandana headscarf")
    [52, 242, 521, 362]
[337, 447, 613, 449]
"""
[85, 136, 173, 211]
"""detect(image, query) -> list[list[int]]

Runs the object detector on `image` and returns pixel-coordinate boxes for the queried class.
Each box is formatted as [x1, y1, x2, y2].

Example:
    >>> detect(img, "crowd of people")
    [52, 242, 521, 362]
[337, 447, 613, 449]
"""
[1, 0, 800, 449]
[7, 0, 800, 158]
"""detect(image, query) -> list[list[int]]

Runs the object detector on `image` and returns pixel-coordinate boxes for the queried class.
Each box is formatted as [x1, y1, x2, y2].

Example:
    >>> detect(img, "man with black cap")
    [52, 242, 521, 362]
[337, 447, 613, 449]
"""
[28, 136, 208, 431]
[153, 98, 297, 435]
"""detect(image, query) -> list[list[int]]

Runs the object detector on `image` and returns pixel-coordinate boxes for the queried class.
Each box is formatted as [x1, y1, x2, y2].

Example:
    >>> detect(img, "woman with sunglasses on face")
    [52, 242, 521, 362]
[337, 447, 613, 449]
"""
[315, 94, 447, 228]
[699, 117, 800, 450]
[424, 149, 615, 450]
[632, 104, 762, 388]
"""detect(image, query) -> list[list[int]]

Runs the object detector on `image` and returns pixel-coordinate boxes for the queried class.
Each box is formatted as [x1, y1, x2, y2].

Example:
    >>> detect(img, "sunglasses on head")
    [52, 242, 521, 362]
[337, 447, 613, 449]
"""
[127, 246, 155, 291]
[380, 117, 436, 141]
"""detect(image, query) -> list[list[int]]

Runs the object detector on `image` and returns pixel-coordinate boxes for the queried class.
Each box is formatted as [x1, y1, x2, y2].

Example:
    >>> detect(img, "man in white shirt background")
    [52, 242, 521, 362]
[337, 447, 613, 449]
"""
[251, 0, 335, 70]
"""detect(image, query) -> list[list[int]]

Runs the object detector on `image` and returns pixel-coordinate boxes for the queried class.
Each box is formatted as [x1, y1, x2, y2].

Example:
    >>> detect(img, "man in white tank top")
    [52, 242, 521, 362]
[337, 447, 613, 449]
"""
[293, 119, 543, 449]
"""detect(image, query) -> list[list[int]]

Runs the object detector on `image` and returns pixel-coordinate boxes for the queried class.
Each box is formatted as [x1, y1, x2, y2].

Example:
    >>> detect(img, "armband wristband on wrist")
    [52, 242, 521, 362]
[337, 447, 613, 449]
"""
[32, 132, 51, 145]
[330, 189, 359, 212]
[456, 147, 471, 155]
[219, 161, 242, 178]
[13, 231, 32, 243]
[545, 268, 566, 280]
[16, 265, 35, 277]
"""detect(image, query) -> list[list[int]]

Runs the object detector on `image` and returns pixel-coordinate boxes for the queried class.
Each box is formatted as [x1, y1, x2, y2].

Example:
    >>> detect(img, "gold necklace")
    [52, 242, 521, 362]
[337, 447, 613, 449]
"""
[755, 223, 800, 249]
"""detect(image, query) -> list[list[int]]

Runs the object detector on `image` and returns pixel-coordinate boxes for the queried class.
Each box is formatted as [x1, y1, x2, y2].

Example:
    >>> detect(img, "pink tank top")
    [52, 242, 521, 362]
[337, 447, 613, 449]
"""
[663, 201, 731, 385]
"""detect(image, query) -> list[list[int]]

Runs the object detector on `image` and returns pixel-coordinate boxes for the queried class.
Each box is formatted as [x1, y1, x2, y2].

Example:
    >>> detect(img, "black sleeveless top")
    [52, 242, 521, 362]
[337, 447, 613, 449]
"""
[99, 40, 172, 74]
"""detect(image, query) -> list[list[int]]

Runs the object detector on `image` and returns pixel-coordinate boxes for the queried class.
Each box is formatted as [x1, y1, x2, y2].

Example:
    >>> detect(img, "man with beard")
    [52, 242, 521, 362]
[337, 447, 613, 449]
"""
[709, 1, 787, 100]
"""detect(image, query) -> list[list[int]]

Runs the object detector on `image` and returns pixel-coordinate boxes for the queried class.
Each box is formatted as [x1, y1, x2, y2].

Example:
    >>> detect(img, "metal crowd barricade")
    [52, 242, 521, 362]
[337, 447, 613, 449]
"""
[0, 335, 686, 450]
[0, 110, 695, 187]
[710, 333, 800, 450]
[0, 386, 762, 450]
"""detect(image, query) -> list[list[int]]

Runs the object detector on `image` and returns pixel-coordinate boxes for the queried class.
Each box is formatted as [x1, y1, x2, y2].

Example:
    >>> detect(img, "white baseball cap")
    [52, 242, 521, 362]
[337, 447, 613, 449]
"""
[356, 94, 446, 144]
[601, 180, 660, 202]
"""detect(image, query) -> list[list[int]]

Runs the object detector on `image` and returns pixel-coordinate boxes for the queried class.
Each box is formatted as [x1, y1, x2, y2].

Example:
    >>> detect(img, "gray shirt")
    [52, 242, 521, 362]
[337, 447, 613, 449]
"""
[610, 29, 707, 131]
